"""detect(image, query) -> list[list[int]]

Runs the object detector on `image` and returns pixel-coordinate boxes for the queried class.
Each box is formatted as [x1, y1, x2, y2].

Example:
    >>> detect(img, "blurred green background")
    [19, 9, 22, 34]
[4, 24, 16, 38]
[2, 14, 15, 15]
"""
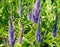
[0, 0, 60, 47]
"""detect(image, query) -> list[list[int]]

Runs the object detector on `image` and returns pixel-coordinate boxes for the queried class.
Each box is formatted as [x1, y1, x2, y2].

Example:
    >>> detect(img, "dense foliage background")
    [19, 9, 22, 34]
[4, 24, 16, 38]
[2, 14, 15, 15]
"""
[0, 0, 60, 47]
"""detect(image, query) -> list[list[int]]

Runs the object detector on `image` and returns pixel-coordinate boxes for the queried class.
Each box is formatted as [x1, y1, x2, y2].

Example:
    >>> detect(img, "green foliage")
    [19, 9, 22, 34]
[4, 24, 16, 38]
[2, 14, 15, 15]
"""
[0, 0, 60, 47]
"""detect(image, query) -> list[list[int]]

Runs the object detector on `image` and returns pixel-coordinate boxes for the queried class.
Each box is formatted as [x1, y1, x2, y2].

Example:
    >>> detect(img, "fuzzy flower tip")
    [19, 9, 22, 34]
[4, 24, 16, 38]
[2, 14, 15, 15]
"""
[36, 27, 40, 42]
[8, 16, 14, 46]
[31, 0, 40, 23]
[52, 13, 58, 37]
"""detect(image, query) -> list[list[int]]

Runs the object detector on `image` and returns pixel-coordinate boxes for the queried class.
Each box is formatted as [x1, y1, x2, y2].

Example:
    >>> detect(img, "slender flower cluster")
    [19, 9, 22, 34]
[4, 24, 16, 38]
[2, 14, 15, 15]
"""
[8, 16, 14, 46]
[36, 15, 40, 42]
[31, 0, 40, 23]
[18, 0, 22, 16]
[52, 13, 58, 37]
[27, 0, 40, 23]
[18, 24, 24, 43]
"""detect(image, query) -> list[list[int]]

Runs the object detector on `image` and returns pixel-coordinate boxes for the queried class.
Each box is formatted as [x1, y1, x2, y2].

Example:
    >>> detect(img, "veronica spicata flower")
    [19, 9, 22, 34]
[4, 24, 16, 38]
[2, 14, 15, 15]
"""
[8, 16, 14, 46]
[52, 13, 58, 37]
[31, 0, 40, 23]
[18, 0, 22, 16]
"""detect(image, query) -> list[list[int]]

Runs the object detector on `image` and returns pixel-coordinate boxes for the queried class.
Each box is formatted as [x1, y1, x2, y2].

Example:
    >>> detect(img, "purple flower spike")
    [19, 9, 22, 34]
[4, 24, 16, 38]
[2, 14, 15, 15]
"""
[18, 0, 22, 16]
[8, 16, 14, 46]
[52, 13, 58, 37]
[18, 25, 24, 43]
[31, 0, 40, 23]
[36, 27, 40, 42]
